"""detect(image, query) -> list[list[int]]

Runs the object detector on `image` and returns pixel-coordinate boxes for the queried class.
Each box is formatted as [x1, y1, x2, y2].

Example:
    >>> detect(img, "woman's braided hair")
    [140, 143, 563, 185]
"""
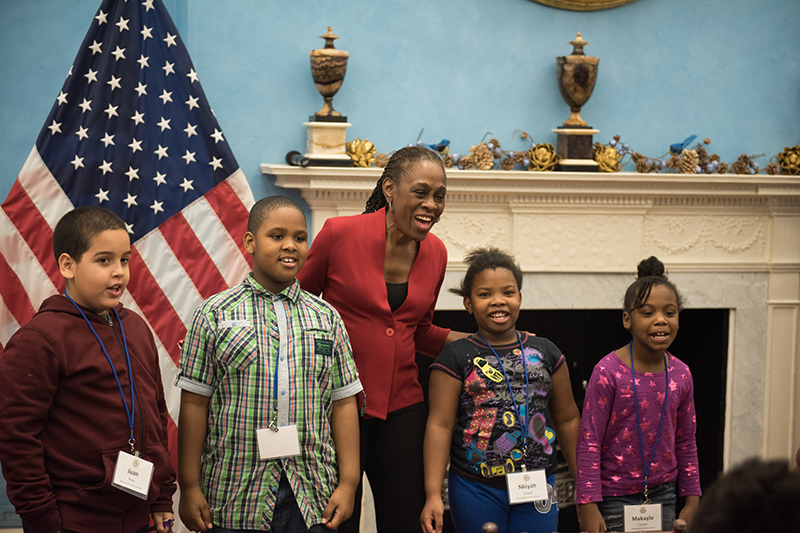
[624, 256, 684, 312]
[363, 146, 445, 214]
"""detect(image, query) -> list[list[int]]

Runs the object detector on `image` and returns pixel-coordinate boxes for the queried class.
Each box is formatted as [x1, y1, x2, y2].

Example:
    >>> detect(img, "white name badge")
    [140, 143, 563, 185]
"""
[111, 451, 153, 500]
[623, 503, 662, 531]
[257, 425, 301, 460]
[506, 469, 548, 504]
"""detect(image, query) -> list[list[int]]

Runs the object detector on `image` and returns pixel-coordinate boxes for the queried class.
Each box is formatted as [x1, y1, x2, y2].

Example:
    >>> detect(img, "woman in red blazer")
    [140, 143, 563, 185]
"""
[298, 146, 466, 533]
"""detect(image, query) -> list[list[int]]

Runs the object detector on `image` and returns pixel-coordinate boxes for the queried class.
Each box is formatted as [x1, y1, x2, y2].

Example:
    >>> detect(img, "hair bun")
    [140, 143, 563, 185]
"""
[637, 256, 665, 278]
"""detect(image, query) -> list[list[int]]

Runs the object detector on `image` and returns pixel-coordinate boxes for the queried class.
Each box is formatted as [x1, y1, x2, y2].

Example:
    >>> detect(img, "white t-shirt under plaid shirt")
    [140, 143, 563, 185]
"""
[177, 274, 363, 530]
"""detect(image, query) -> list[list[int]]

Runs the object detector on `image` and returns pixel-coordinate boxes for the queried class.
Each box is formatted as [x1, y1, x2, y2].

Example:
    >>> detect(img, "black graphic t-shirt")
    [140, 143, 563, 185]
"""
[431, 333, 565, 487]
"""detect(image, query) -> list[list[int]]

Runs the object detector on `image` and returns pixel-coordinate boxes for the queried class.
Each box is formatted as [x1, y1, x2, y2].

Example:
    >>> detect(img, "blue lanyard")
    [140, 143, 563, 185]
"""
[65, 294, 136, 453]
[476, 331, 529, 465]
[629, 340, 668, 503]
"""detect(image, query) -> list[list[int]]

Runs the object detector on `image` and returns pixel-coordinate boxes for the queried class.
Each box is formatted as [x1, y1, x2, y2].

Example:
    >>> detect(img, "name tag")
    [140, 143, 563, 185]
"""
[111, 451, 153, 500]
[220, 319, 251, 328]
[506, 469, 548, 504]
[623, 503, 662, 531]
[256, 425, 301, 460]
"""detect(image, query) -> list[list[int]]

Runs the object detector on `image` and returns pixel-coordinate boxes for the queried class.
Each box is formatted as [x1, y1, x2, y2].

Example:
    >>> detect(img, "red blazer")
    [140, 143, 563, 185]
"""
[297, 208, 450, 419]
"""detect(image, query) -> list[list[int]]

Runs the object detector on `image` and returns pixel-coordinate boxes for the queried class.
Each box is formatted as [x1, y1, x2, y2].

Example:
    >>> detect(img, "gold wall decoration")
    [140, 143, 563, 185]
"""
[531, 0, 642, 11]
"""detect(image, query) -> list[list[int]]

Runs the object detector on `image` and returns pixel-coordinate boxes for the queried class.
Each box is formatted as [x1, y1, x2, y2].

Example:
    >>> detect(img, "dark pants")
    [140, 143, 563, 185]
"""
[597, 481, 677, 532]
[210, 472, 332, 533]
[339, 402, 427, 533]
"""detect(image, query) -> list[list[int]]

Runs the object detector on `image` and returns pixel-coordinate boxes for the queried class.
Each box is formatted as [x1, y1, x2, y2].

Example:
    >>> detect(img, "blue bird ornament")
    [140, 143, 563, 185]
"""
[669, 135, 697, 156]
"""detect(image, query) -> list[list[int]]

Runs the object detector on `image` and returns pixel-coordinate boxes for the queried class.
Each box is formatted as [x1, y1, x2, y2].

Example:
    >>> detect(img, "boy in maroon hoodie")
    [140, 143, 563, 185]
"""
[0, 206, 176, 533]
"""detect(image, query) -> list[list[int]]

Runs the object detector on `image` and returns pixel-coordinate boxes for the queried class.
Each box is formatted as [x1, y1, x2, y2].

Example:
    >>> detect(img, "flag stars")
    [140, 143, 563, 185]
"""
[179, 178, 194, 192]
[79, 98, 92, 113]
[124, 167, 140, 181]
[99, 160, 113, 175]
[150, 200, 164, 214]
[85, 68, 98, 84]
[95, 10, 108, 25]
[163, 61, 175, 76]
[116, 17, 130, 32]
[159, 89, 173, 104]
[134, 83, 147, 97]
[75, 126, 89, 140]
[154, 144, 169, 159]
[164, 33, 177, 47]
[128, 138, 143, 153]
[187, 69, 199, 83]
[124, 223, 134, 235]
[111, 46, 126, 61]
[101, 133, 115, 147]
[182, 150, 197, 164]
[140, 25, 153, 40]
[123, 193, 138, 208]
[185, 95, 199, 110]
[71, 155, 85, 169]
[132, 110, 145, 125]
[157, 117, 171, 131]
[210, 129, 224, 143]
[137, 54, 149, 69]
[153, 171, 167, 186]
[184, 123, 197, 138]
[209, 157, 223, 170]
[95, 188, 109, 203]
[107, 75, 122, 91]
[47, 120, 62, 135]
[104, 103, 119, 118]
[89, 40, 103, 55]
[56, 91, 68, 106]
[143, 0, 155, 10]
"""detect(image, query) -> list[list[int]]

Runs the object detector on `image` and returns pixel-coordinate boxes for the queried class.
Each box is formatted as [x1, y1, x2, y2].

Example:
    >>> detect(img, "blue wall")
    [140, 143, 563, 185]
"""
[1, 0, 799, 207]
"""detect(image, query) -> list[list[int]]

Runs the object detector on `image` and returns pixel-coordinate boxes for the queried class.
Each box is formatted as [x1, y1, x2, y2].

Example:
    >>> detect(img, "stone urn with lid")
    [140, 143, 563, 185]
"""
[310, 27, 348, 118]
[556, 32, 599, 128]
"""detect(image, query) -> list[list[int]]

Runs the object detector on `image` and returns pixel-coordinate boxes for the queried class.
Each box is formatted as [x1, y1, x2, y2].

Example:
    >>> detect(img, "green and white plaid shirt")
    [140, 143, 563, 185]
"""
[177, 274, 362, 530]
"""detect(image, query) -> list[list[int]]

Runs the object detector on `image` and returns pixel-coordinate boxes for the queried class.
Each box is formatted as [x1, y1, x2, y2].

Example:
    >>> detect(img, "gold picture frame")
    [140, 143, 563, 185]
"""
[531, 0, 642, 10]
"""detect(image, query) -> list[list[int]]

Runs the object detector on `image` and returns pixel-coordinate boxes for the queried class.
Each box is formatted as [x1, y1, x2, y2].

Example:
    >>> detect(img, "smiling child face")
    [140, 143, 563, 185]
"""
[243, 206, 308, 294]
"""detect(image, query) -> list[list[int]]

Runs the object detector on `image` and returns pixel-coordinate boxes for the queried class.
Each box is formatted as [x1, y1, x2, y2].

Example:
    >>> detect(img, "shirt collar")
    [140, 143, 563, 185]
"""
[244, 273, 300, 302]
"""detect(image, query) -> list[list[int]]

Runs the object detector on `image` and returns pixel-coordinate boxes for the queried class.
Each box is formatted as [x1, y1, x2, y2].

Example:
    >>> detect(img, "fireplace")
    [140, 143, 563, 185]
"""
[262, 163, 800, 529]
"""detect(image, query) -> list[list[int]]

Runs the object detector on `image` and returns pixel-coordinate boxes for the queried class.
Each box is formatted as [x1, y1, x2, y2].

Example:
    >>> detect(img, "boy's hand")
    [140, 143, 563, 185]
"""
[420, 495, 444, 533]
[577, 502, 607, 532]
[180, 485, 213, 532]
[152, 511, 174, 533]
[321, 484, 356, 529]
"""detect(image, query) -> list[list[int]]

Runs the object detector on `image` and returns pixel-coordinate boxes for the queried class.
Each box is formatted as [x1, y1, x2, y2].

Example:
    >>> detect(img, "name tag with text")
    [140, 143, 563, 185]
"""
[112, 451, 153, 500]
[506, 469, 548, 504]
[624, 503, 662, 531]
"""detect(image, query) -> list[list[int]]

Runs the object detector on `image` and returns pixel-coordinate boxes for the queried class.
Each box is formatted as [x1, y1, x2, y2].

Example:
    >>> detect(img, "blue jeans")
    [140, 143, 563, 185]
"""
[448, 471, 559, 533]
[210, 473, 333, 533]
[597, 482, 676, 532]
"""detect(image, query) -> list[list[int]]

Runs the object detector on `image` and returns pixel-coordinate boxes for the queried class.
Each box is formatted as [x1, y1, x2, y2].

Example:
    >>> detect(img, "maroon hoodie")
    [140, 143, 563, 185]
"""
[0, 295, 176, 533]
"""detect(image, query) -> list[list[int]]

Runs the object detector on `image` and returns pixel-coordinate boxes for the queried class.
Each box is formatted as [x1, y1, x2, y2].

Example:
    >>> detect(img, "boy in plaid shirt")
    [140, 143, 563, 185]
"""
[177, 196, 362, 532]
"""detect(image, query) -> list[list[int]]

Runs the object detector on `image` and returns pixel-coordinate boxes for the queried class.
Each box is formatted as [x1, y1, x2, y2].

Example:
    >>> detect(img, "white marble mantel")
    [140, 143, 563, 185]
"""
[262, 164, 800, 468]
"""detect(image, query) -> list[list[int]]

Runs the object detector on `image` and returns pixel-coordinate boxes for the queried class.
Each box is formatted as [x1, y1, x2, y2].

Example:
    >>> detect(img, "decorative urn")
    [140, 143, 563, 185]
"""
[556, 33, 599, 127]
[309, 27, 348, 118]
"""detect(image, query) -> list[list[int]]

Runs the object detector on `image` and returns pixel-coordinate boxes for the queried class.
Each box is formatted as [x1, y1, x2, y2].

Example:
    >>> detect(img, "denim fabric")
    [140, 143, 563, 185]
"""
[210, 473, 333, 533]
[597, 481, 676, 532]
[447, 471, 559, 533]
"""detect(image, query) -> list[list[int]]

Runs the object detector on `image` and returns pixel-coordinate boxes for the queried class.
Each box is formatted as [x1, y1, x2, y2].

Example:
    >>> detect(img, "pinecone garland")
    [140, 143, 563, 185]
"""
[489, 138, 501, 150]
[469, 143, 495, 170]
[375, 152, 389, 168]
[528, 143, 560, 172]
[680, 150, 699, 174]
[593, 143, 621, 172]
[501, 157, 515, 170]
[765, 162, 779, 175]
[777, 145, 800, 175]
[717, 162, 729, 174]
[513, 152, 526, 164]
[731, 159, 748, 175]
[459, 155, 475, 170]
[666, 155, 681, 170]
[442, 154, 454, 168]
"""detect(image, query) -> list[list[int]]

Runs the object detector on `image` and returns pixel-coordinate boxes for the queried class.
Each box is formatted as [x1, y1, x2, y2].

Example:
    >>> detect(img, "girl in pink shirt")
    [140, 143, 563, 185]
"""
[576, 257, 701, 532]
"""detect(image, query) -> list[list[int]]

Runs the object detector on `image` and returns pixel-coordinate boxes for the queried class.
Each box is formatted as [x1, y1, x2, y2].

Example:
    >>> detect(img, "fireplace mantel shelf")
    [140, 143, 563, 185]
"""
[262, 163, 800, 467]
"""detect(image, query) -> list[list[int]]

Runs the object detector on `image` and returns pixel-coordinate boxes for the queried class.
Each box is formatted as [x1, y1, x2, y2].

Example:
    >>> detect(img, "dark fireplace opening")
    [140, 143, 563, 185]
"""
[421, 308, 728, 531]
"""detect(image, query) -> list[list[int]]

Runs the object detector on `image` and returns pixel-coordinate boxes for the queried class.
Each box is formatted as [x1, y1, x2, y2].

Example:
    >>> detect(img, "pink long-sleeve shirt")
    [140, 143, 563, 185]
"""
[576, 351, 701, 503]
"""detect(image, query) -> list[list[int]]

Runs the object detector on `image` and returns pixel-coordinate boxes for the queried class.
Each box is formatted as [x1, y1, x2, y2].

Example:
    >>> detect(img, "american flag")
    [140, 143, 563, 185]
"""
[0, 0, 254, 520]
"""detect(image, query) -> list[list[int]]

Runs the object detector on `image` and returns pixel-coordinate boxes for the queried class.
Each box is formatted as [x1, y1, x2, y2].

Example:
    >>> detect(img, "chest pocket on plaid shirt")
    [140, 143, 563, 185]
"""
[216, 325, 258, 372]
[302, 329, 334, 382]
